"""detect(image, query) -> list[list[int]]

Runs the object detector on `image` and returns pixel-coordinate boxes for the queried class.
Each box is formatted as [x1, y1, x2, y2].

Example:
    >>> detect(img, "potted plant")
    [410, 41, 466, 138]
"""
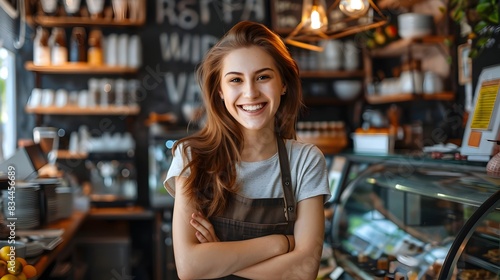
[450, 0, 499, 57]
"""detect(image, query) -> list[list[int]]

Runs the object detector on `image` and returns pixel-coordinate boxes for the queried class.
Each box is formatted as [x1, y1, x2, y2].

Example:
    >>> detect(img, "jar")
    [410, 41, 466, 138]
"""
[399, 59, 423, 93]
[87, 29, 103, 65]
[69, 27, 87, 62]
[33, 26, 51, 66]
[49, 27, 68, 65]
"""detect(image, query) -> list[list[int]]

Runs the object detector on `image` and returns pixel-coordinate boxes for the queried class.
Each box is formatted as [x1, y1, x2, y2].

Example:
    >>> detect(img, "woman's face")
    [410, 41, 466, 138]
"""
[219, 46, 286, 134]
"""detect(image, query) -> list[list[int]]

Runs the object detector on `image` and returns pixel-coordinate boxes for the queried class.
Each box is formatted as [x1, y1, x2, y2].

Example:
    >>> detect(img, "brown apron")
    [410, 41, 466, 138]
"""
[208, 137, 296, 280]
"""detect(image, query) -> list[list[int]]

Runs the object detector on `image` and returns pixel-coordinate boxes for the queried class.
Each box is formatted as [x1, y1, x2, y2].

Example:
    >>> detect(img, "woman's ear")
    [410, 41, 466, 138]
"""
[282, 84, 287, 95]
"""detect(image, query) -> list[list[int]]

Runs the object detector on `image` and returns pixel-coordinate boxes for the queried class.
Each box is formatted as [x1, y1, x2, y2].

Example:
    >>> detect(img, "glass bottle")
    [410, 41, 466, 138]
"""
[33, 26, 51, 66]
[87, 29, 103, 65]
[49, 27, 68, 65]
[69, 27, 87, 63]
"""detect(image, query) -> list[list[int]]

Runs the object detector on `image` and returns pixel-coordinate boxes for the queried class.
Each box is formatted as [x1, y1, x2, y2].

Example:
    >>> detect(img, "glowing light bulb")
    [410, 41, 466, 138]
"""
[350, 0, 364, 11]
[340, 0, 369, 17]
[311, 8, 322, 29]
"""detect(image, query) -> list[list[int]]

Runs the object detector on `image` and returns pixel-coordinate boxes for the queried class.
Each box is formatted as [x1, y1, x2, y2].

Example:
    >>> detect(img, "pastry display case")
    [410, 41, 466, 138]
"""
[329, 158, 499, 280]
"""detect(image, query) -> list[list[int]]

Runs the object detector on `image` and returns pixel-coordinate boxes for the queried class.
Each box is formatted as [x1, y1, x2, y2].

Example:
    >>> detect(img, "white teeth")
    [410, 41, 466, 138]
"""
[241, 104, 263, 112]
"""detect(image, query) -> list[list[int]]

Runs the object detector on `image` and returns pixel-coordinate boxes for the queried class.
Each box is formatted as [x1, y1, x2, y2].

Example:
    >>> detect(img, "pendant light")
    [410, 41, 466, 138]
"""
[284, 0, 387, 52]
[303, 0, 328, 31]
[339, 0, 370, 18]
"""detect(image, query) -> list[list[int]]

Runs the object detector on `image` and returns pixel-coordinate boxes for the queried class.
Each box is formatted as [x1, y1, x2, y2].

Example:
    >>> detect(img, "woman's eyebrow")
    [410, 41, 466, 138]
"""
[224, 68, 274, 77]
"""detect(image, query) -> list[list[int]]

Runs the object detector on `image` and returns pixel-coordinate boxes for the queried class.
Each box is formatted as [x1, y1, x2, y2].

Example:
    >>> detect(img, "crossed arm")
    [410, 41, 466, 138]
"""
[172, 176, 325, 279]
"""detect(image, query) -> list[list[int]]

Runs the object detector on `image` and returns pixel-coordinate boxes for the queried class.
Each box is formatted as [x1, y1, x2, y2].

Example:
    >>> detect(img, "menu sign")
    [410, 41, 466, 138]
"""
[150, 0, 268, 115]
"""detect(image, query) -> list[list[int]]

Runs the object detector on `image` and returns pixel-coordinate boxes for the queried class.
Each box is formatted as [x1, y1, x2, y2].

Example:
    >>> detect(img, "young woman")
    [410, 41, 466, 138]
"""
[165, 21, 331, 280]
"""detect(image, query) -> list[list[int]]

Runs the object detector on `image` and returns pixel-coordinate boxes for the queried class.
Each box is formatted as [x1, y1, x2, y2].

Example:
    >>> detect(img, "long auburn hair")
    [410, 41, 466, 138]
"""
[173, 21, 303, 217]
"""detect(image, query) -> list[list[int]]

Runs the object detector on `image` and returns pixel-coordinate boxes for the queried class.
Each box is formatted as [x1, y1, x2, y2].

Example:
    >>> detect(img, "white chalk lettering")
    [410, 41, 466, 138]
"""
[159, 32, 218, 63]
[165, 72, 201, 105]
[156, 0, 264, 27]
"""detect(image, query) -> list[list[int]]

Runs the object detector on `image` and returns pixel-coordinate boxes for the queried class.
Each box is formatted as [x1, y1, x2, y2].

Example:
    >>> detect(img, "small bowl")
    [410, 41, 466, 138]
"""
[398, 13, 434, 39]
[332, 80, 363, 101]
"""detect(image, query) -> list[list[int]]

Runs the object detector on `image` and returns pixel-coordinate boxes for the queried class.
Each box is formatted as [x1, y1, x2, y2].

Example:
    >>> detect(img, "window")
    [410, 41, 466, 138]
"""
[0, 46, 15, 160]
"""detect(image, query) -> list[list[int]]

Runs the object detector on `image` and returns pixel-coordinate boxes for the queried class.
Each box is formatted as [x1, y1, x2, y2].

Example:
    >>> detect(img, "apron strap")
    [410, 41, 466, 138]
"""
[277, 136, 296, 222]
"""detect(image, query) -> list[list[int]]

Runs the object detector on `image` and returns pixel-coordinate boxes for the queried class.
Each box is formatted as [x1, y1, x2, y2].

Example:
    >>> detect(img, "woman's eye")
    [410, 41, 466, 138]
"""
[257, 75, 270, 81]
[229, 77, 242, 83]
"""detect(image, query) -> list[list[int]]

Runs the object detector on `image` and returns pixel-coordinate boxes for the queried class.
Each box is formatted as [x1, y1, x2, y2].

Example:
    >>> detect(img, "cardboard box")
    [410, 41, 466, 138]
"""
[353, 133, 394, 154]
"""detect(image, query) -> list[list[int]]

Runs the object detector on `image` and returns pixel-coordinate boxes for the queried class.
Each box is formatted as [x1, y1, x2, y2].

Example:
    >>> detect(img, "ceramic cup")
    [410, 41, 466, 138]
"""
[63, 0, 82, 15]
[117, 34, 129, 66]
[40, 0, 58, 15]
[128, 0, 141, 21]
[55, 89, 69, 107]
[104, 34, 118, 66]
[28, 88, 43, 108]
[127, 35, 141, 68]
[112, 0, 128, 21]
[423, 71, 444, 94]
[41, 89, 55, 107]
[86, 0, 105, 18]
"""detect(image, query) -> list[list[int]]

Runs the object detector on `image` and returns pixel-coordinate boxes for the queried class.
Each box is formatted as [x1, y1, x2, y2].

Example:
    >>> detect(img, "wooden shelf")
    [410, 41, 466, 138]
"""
[28, 15, 145, 27]
[304, 96, 357, 106]
[300, 69, 365, 78]
[88, 205, 155, 220]
[365, 92, 455, 104]
[368, 36, 453, 57]
[377, 0, 426, 9]
[25, 105, 140, 115]
[25, 61, 138, 74]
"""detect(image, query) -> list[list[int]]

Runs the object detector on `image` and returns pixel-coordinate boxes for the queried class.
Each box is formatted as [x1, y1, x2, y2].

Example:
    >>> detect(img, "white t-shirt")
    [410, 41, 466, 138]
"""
[165, 139, 331, 203]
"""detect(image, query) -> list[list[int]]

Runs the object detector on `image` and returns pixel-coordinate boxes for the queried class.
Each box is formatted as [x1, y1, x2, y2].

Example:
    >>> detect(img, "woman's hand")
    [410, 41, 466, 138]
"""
[190, 212, 220, 243]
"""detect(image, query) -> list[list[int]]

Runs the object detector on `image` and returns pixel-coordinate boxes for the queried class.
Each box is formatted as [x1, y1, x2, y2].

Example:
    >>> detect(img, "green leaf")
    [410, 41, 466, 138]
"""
[476, 3, 492, 15]
[476, 37, 489, 47]
[488, 12, 499, 24]
[473, 21, 488, 33]
[452, 9, 464, 22]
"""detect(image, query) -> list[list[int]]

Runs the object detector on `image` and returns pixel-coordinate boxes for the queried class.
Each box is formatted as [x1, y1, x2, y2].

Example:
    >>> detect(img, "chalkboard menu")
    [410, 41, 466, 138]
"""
[141, 0, 270, 123]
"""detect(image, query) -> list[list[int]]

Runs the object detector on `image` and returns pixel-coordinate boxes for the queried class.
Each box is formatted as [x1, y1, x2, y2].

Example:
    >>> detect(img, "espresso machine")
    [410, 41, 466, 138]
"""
[86, 151, 138, 207]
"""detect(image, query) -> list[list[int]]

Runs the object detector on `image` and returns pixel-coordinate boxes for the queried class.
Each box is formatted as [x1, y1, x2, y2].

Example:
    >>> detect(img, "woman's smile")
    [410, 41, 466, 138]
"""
[239, 103, 266, 113]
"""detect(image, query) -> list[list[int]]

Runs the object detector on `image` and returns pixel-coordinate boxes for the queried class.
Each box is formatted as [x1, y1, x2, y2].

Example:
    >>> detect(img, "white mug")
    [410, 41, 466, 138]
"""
[423, 71, 444, 94]
[28, 88, 43, 108]
[86, 0, 105, 17]
[128, 35, 141, 68]
[63, 0, 82, 15]
[117, 34, 129, 66]
[55, 89, 68, 107]
[78, 90, 89, 107]
[41, 89, 55, 107]
[104, 34, 118, 66]
[40, 0, 58, 14]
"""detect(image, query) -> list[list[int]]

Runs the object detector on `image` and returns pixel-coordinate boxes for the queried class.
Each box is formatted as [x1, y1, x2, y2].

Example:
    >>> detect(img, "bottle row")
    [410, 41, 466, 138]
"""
[27, 78, 141, 109]
[33, 26, 142, 68]
[38, 0, 144, 22]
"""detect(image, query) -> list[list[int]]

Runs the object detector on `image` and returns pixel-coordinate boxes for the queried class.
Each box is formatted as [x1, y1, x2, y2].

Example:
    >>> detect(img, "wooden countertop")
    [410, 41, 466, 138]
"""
[88, 205, 155, 220]
[31, 205, 153, 278]
[33, 210, 87, 278]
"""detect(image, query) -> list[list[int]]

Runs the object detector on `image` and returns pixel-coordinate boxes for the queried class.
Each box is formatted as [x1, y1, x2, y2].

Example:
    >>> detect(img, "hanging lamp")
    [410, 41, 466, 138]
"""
[285, 0, 388, 51]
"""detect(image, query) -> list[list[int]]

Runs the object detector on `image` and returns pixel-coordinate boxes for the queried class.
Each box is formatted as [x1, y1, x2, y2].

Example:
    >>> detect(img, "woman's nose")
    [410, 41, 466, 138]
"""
[243, 82, 259, 98]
